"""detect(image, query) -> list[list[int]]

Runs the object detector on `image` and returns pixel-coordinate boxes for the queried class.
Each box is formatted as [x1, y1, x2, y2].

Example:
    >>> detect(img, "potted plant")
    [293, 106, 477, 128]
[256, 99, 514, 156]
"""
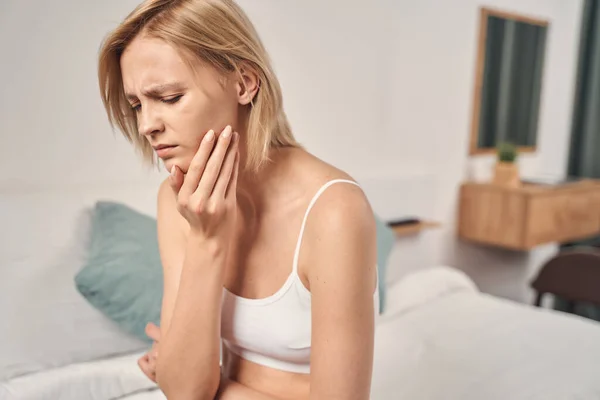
[493, 142, 520, 187]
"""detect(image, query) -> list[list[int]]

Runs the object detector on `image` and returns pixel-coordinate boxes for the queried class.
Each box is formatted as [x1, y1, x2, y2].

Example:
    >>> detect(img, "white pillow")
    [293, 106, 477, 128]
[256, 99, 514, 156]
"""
[0, 205, 148, 381]
[381, 266, 479, 319]
[0, 352, 157, 400]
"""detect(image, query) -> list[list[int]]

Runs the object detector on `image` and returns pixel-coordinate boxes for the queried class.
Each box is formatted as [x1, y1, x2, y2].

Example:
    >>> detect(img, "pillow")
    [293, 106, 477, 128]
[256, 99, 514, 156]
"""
[374, 215, 396, 313]
[383, 266, 479, 319]
[75, 202, 163, 343]
[0, 208, 147, 381]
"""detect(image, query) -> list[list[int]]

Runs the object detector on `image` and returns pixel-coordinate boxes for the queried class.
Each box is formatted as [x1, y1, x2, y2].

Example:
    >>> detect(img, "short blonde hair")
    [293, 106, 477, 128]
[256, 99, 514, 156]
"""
[98, 0, 298, 172]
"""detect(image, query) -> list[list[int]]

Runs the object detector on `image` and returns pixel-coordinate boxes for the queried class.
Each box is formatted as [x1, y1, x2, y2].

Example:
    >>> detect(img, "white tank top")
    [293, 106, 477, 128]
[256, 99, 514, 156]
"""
[220, 179, 380, 374]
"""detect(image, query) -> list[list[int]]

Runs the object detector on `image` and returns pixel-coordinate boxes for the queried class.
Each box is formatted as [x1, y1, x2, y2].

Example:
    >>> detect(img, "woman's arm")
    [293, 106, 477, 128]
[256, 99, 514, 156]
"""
[156, 234, 226, 399]
[304, 183, 377, 400]
[156, 179, 187, 339]
[133, 183, 185, 385]
[155, 128, 240, 400]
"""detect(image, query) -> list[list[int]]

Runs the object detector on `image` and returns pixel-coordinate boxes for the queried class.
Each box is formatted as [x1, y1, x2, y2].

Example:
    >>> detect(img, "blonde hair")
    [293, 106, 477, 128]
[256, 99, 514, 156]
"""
[98, 0, 298, 172]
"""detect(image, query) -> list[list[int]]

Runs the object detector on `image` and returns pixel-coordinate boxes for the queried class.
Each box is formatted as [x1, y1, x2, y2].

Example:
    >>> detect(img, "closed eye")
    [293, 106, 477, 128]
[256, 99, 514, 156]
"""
[162, 95, 183, 104]
[130, 95, 181, 112]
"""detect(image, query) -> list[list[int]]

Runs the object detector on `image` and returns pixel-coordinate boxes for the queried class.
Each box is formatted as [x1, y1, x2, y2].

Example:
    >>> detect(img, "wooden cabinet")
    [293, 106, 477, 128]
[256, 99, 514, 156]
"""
[458, 181, 600, 250]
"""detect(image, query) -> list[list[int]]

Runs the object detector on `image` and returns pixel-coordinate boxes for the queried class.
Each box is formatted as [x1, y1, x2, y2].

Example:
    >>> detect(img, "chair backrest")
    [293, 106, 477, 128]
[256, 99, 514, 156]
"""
[531, 248, 600, 307]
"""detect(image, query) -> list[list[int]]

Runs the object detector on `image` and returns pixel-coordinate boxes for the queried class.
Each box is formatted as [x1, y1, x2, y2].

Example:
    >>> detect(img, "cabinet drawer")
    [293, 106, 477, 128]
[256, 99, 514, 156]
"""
[525, 191, 600, 247]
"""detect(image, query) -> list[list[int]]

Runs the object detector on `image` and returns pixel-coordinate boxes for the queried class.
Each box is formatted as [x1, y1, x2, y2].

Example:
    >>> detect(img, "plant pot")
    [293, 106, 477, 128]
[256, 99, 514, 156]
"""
[493, 162, 520, 188]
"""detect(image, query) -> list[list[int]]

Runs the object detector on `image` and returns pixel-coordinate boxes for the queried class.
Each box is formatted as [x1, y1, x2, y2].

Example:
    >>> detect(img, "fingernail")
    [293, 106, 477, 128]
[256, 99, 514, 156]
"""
[170, 165, 176, 176]
[205, 130, 215, 141]
[223, 126, 232, 139]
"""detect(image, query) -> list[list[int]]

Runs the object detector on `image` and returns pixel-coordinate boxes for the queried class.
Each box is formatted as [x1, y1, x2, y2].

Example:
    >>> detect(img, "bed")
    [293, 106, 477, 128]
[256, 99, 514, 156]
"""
[3, 188, 600, 400]
[371, 267, 600, 400]
[4, 267, 600, 400]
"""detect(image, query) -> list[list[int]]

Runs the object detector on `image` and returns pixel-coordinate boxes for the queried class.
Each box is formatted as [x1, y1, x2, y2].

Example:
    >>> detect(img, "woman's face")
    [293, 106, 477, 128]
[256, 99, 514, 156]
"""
[120, 35, 240, 173]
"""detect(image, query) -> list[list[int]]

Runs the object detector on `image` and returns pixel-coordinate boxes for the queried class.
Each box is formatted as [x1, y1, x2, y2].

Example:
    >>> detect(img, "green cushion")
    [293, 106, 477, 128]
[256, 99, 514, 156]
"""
[75, 202, 163, 343]
[375, 215, 395, 313]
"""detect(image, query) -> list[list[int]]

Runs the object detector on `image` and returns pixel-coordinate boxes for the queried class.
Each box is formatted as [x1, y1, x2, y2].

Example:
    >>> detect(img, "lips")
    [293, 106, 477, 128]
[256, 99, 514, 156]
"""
[153, 144, 177, 158]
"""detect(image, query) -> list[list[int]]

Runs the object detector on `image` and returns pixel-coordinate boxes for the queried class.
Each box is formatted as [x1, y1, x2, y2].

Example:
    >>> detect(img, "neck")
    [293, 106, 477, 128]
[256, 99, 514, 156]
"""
[236, 146, 298, 215]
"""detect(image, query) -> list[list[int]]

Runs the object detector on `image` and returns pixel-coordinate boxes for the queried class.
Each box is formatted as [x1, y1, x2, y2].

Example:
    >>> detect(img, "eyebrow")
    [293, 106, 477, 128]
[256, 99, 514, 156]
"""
[125, 82, 186, 101]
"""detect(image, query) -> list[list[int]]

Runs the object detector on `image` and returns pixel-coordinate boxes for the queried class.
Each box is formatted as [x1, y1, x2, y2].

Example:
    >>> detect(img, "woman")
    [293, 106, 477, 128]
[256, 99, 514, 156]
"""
[98, 1, 378, 399]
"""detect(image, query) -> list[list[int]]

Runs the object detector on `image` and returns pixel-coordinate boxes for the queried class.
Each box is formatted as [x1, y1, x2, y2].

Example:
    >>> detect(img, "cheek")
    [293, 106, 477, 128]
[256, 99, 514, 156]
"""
[165, 89, 239, 172]
[169, 101, 210, 149]
[191, 83, 240, 132]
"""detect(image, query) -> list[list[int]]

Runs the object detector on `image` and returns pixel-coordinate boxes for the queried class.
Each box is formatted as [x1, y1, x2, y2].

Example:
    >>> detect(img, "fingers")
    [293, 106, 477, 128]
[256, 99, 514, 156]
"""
[168, 165, 184, 194]
[212, 132, 239, 199]
[178, 129, 217, 199]
[225, 150, 240, 200]
[145, 322, 161, 342]
[151, 342, 159, 360]
[138, 354, 157, 383]
[193, 126, 234, 201]
[139, 324, 160, 383]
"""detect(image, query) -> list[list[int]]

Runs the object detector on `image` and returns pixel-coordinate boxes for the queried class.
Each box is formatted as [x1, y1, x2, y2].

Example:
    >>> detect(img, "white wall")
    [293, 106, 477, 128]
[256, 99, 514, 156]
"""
[0, 1, 163, 191]
[0, 0, 584, 302]
[385, 0, 584, 302]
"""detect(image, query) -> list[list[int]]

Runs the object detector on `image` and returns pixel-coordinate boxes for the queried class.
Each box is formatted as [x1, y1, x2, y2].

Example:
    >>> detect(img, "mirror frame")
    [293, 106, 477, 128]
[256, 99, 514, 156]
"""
[469, 7, 550, 156]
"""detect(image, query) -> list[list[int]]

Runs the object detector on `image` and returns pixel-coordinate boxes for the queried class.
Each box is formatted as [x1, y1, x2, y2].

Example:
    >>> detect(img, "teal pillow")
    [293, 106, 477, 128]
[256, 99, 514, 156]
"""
[375, 215, 395, 313]
[75, 202, 163, 343]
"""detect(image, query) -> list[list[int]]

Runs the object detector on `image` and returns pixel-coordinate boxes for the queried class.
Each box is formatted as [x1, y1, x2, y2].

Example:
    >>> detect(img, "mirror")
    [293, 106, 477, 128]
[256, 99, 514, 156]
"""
[469, 7, 549, 155]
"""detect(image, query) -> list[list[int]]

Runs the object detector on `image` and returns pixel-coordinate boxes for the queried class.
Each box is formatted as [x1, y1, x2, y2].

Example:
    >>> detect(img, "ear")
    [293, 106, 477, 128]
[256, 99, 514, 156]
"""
[236, 63, 260, 106]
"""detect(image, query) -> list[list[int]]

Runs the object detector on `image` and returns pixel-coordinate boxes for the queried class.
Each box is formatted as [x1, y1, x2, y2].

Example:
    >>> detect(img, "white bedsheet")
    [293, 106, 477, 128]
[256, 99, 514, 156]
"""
[371, 267, 600, 400]
[0, 352, 156, 400]
[119, 389, 166, 400]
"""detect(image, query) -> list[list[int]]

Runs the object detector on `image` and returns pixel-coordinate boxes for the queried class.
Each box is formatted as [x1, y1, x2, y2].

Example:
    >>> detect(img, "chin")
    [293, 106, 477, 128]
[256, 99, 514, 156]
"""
[163, 157, 191, 175]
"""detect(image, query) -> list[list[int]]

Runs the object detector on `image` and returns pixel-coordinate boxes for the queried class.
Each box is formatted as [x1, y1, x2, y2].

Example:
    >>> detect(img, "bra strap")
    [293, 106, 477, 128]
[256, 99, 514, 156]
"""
[292, 179, 360, 273]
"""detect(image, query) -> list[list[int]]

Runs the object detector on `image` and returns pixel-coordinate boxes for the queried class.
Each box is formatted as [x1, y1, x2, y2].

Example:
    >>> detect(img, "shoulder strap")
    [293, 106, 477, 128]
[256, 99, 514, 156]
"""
[292, 179, 360, 273]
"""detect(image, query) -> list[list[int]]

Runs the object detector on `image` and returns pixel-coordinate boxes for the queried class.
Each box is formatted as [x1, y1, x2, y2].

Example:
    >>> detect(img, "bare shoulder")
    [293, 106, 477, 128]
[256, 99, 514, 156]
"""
[288, 148, 377, 274]
[288, 148, 374, 229]
[305, 179, 376, 249]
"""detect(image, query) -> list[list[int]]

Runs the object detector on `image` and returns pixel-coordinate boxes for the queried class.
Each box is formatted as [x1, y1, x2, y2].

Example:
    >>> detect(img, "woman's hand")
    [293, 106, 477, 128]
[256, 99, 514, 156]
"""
[138, 322, 161, 383]
[169, 125, 240, 242]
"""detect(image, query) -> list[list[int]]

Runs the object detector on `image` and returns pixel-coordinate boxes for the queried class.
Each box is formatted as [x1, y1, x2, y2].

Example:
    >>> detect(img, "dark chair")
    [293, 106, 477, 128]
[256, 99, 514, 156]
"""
[531, 248, 600, 313]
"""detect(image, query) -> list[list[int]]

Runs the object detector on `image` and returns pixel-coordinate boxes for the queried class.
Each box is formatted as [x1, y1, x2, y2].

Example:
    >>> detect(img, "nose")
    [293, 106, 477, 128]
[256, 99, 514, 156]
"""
[137, 105, 165, 137]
